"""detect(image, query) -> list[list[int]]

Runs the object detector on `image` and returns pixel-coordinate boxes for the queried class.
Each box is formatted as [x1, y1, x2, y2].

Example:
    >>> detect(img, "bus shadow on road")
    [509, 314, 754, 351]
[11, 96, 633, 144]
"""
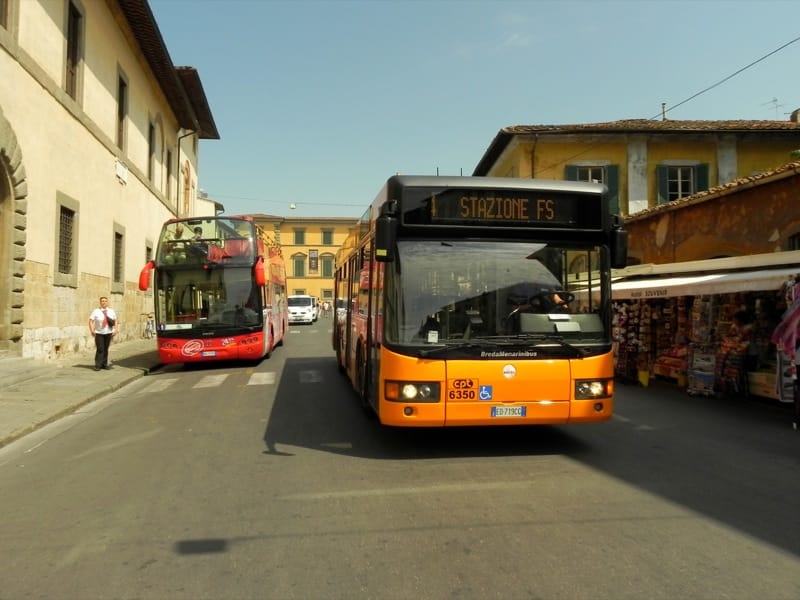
[565, 379, 800, 560]
[262, 356, 590, 460]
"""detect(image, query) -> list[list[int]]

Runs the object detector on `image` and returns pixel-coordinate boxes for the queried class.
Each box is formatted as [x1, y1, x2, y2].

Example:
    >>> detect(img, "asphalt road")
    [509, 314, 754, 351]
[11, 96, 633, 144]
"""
[1, 320, 799, 600]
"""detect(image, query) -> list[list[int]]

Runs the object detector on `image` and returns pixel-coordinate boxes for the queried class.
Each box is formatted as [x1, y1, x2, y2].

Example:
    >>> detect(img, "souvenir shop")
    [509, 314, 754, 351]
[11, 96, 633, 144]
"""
[611, 263, 800, 404]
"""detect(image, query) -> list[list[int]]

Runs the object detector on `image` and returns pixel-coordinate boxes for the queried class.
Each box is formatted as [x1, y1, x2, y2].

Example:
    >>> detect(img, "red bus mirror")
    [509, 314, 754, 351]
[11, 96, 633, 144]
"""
[255, 256, 266, 286]
[139, 261, 154, 291]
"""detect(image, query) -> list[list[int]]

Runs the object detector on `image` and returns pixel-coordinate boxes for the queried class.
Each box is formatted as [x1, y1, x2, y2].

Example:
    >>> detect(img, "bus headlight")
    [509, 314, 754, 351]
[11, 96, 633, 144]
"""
[385, 381, 440, 403]
[575, 379, 613, 399]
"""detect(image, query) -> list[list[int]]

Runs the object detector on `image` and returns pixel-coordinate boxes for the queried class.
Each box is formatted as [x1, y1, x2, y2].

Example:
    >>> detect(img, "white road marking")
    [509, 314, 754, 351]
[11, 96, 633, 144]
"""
[248, 372, 276, 385]
[139, 378, 180, 394]
[194, 374, 229, 388]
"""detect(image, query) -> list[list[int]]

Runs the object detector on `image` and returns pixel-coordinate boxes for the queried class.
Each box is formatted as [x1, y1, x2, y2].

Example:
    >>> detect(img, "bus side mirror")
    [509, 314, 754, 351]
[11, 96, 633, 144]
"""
[254, 256, 266, 286]
[139, 261, 154, 291]
[375, 214, 397, 263]
[611, 227, 628, 269]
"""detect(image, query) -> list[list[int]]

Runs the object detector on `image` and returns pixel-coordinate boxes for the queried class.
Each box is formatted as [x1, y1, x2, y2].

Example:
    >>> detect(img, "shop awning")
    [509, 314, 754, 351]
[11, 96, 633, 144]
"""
[612, 267, 799, 300]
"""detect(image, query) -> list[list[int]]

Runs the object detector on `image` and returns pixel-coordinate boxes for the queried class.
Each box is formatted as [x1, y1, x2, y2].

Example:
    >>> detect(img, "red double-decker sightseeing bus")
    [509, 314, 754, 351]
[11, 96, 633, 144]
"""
[139, 216, 288, 364]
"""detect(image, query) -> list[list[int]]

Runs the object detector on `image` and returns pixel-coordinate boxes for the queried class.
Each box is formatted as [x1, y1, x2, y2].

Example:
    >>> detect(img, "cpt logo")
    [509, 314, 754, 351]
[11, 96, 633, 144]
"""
[448, 378, 478, 401]
[452, 378, 476, 389]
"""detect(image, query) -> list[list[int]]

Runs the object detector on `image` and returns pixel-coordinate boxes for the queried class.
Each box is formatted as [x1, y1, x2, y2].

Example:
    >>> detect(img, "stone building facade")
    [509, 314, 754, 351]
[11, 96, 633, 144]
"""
[0, 0, 218, 358]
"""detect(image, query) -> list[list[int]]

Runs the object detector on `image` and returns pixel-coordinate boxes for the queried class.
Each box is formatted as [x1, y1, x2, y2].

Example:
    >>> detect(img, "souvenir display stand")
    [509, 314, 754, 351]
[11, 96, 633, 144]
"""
[613, 288, 786, 400]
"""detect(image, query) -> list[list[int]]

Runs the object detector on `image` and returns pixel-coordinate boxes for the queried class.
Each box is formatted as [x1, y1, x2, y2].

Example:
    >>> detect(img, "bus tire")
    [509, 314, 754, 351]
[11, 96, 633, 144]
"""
[356, 344, 371, 413]
[263, 328, 272, 359]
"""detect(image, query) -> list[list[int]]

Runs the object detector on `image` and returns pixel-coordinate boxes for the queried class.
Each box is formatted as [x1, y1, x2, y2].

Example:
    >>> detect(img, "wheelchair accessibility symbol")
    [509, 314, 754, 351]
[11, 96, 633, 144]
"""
[479, 385, 493, 401]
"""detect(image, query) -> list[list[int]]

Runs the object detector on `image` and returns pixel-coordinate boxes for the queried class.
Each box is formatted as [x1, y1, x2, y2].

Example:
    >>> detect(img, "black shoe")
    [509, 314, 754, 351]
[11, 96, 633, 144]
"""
[102, 365, 112, 370]
[94, 367, 101, 371]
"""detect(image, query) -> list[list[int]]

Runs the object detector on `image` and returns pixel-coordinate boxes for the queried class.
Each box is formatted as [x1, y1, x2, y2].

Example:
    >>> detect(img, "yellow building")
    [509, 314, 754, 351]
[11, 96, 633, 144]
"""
[473, 118, 800, 215]
[252, 215, 357, 305]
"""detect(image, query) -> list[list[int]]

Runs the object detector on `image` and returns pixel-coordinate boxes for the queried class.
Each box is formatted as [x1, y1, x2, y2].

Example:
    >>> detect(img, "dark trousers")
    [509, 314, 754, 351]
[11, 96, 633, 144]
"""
[94, 333, 112, 368]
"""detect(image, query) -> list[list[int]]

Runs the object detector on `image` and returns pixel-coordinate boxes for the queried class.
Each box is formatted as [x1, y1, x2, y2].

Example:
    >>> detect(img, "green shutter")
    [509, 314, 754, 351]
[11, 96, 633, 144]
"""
[695, 163, 709, 193]
[605, 165, 620, 215]
[656, 165, 669, 205]
[564, 165, 579, 181]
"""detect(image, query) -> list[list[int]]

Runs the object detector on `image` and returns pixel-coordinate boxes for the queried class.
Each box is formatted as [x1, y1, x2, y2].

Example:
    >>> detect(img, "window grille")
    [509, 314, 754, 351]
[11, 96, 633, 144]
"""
[58, 206, 75, 274]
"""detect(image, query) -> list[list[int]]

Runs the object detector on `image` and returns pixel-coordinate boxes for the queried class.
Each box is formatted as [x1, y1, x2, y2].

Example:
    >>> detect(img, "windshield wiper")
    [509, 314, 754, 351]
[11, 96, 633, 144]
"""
[417, 341, 487, 358]
[530, 337, 587, 358]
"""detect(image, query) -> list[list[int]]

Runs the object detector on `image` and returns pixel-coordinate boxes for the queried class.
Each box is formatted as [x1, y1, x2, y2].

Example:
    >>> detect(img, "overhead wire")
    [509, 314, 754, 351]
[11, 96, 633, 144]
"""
[652, 35, 800, 120]
[534, 35, 800, 177]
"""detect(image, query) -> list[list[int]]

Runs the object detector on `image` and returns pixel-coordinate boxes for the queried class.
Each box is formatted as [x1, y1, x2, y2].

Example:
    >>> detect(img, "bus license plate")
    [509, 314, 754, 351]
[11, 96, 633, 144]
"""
[201, 351, 217, 357]
[491, 405, 526, 418]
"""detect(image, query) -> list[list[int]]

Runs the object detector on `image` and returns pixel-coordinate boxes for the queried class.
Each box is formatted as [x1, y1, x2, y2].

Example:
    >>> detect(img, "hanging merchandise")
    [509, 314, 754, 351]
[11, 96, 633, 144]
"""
[770, 276, 800, 429]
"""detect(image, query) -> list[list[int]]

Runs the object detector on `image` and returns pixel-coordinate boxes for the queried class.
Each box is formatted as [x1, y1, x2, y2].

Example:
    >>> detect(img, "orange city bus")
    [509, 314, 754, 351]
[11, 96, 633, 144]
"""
[139, 216, 288, 364]
[333, 175, 628, 427]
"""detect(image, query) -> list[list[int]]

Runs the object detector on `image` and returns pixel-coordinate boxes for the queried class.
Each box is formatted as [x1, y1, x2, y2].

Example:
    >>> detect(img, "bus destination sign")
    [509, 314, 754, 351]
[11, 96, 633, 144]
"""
[402, 188, 603, 229]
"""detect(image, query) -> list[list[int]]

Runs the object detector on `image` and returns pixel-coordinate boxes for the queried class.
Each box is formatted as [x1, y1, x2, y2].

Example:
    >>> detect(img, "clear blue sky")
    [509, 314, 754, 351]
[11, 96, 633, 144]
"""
[149, 0, 800, 219]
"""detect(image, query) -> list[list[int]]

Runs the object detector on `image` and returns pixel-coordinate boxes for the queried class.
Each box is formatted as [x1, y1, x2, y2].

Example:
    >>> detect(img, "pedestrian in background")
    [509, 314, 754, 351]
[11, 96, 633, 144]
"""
[89, 296, 118, 371]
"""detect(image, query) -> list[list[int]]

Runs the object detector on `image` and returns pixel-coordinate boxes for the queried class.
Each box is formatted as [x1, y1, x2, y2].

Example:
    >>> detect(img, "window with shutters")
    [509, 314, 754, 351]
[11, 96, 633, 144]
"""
[293, 254, 306, 277]
[656, 164, 709, 205]
[322, 255, 334, 277]
[564, 164, 620, 215]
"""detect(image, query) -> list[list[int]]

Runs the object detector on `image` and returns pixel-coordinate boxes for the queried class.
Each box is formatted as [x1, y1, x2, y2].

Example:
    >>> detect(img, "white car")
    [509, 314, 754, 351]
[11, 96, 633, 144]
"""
[288, 295, 315, 324]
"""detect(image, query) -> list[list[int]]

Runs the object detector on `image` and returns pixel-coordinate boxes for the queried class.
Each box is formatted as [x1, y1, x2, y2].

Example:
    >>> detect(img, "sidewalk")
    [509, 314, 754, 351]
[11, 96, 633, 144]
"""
[0, 337, 162, 449]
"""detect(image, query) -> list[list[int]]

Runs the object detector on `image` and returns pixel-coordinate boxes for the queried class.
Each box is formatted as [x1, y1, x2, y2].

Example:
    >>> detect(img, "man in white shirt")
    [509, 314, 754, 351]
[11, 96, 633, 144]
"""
[89, 296, 118, 370]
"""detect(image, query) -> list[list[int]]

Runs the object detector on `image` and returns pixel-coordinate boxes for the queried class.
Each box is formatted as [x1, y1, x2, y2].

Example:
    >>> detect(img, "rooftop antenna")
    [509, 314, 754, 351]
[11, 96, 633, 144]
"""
[762, 97, 785, 119]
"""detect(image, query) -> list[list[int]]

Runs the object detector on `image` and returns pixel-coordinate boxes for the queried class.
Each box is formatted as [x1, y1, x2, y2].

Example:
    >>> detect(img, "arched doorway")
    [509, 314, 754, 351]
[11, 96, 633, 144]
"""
[0, 104, 27, 354]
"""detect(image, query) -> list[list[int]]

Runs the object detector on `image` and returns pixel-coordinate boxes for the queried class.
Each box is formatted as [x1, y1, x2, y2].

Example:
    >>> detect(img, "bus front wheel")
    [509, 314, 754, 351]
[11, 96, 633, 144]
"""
[356, 345, 371, 413]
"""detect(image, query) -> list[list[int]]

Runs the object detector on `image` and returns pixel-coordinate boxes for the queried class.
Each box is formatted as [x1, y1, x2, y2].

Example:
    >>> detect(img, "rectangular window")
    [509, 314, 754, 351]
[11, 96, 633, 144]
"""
[116, 75, 127, 149]
[294, 229, 306, 245]
[113, 232, 123, 282]
[57, 206, 75, 274]
[789, 234, 800, 251]
[656, 164, 709, 205]
[112, 229, 124, 295]
[576, 166, 604, 183]
[54, 193, 79, 287]
[147, 122, 155, 181]
[565, 164, 620, 214]
[667, 166, 693, 201]
[322, 229, 334, 245]
[293, 256, 306, 277]
[309, 249, 318, 273]
[65, 1, 82, 99]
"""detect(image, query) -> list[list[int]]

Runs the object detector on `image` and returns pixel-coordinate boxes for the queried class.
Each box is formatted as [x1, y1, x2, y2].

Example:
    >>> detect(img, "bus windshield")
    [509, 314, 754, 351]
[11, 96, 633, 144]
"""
[156, 265, 262, 334]
[383, 240, 607, 346]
